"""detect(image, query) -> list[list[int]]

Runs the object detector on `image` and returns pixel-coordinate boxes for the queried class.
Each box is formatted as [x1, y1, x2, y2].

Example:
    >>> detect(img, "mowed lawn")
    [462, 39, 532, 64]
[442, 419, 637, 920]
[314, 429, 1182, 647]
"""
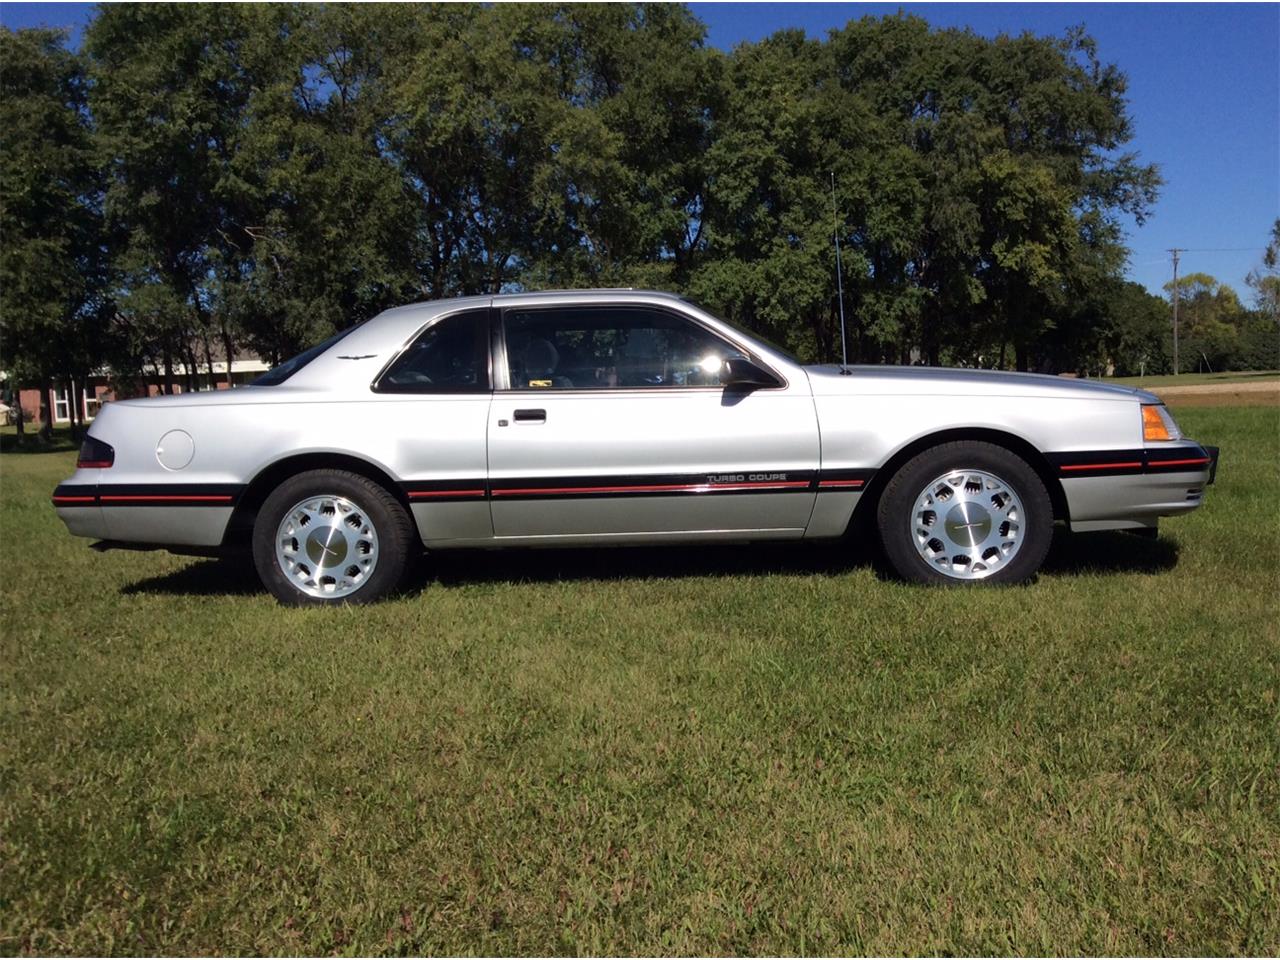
[1, 407, 1277, 955]
[1103, 370, 1278, 388]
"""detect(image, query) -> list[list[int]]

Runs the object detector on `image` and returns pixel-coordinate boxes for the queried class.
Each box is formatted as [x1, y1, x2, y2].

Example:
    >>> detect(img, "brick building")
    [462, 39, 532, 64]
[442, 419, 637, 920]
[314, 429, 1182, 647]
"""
[3, 358, 269, 427]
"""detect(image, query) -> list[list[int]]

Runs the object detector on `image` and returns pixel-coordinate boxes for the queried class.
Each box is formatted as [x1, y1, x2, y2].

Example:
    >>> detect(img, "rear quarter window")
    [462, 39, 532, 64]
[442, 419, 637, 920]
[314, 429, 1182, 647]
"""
[252, 325, 361, 386]
[373, 309, 491, 393]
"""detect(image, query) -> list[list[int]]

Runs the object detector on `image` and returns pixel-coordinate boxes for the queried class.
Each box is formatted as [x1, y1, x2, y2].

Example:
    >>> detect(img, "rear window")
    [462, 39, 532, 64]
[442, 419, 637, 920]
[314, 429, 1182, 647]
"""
[252, 325, 361, 386]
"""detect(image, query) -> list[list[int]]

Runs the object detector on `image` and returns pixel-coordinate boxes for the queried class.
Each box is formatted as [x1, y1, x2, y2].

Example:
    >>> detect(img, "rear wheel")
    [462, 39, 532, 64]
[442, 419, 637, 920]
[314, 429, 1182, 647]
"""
[252, 469, 413, 605]
[877, 441, 1052, 585]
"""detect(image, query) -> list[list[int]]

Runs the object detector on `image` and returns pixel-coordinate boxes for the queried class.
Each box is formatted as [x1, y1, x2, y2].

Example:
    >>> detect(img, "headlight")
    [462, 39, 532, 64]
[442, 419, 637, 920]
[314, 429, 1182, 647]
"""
[1142, 404, 1182, 442]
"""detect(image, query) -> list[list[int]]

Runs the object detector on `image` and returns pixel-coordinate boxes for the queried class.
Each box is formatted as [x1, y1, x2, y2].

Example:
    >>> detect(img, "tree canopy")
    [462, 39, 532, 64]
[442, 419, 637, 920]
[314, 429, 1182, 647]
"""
[3, 3, 1267, 410]
[0, 26, 106, 430]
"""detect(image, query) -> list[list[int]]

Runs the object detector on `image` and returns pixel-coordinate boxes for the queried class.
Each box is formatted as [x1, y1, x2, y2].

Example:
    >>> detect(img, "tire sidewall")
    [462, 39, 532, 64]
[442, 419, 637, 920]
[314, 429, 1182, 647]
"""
[252, 470, 411, 605]
[878, 442, 1052, 585]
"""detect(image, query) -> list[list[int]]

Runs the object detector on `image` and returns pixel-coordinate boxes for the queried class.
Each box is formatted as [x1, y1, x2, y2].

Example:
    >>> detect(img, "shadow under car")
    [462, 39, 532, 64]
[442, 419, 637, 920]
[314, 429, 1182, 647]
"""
[119, 530, 1179, 598]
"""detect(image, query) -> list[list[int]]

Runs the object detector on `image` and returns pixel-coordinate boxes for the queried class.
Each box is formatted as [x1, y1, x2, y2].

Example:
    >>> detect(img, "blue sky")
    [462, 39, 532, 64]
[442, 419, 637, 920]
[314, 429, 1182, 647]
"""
[4, 2, 1276, 301]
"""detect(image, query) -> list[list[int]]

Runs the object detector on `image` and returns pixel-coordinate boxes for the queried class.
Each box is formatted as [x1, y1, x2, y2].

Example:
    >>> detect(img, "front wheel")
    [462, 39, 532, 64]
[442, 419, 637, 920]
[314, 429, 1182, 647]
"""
[252, 469, 414, 605]
[877, 441, 1053, 585]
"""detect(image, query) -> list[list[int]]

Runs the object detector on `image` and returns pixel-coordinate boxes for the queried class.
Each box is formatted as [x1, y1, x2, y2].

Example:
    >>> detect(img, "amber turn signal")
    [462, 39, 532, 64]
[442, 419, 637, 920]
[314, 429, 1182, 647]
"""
[1142, 404, 1173, 441]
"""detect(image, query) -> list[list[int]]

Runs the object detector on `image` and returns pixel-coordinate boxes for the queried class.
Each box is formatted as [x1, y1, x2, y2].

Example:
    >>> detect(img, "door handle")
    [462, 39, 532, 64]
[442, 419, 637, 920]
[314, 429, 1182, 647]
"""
[513, 408, 546, 423]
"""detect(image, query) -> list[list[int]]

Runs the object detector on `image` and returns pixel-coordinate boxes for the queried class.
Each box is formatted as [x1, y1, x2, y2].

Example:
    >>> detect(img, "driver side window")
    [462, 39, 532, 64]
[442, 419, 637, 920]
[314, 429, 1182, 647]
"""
[503, 306, 746, 390]
[375, 310, 490, 393]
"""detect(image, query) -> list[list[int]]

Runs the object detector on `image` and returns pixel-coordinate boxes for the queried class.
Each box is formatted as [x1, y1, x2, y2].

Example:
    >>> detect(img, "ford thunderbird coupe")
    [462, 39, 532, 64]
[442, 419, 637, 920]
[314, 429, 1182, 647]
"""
[53, 289, 1217, 604]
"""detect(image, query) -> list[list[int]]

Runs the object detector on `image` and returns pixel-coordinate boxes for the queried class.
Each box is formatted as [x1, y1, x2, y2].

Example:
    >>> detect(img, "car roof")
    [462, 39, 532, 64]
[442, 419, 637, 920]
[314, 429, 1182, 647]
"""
[358, 289, 696, 348]
[283, 289, 701, 391]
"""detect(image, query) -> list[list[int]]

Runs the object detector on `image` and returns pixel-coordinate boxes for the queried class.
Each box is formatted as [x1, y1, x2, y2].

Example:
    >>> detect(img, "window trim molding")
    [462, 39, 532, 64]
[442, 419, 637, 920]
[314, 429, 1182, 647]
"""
[496, 303, 788, 394]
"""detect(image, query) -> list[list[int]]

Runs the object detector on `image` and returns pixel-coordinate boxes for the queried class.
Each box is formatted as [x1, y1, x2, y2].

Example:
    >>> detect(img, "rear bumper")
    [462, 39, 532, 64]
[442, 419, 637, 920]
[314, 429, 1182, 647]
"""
[53, 482, 236, 547]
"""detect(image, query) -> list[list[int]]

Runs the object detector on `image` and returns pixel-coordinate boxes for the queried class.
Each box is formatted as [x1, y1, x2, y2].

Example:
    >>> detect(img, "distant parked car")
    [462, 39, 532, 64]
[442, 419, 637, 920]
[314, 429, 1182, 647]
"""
[53, 290, 1217, 604]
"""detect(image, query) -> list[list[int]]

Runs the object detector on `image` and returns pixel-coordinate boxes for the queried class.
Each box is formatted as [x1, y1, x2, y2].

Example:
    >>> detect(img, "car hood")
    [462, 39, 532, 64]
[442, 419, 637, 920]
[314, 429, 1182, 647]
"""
[804, 364, 1160, 403]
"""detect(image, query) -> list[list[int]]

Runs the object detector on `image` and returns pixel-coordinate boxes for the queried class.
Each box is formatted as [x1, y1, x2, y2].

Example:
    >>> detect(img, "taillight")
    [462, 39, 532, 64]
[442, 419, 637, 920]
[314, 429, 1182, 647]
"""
[77, 435, 114, 469]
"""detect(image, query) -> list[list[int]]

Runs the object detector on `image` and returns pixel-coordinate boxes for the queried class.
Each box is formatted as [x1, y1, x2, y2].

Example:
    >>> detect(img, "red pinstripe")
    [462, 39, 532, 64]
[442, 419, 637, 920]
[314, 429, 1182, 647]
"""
[1060, 461, 1143, 472]
[99, 495, 233, 503]
[491, 480, 811, 497]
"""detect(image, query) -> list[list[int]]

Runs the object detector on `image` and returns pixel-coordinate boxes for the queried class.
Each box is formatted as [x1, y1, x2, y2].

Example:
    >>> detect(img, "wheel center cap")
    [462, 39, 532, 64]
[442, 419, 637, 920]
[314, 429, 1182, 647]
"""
[944, 502, 991, 546]
[305, 527, 347, 567]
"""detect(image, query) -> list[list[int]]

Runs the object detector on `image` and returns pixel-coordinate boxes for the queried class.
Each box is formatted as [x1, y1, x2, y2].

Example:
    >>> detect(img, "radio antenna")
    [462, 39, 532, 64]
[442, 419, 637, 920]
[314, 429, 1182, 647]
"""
[831, 171, 850, 371]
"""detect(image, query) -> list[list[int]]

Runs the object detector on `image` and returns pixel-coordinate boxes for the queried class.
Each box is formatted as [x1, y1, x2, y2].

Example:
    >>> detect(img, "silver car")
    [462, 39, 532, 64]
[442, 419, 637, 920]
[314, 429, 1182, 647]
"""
[53, 289, 1218, 604]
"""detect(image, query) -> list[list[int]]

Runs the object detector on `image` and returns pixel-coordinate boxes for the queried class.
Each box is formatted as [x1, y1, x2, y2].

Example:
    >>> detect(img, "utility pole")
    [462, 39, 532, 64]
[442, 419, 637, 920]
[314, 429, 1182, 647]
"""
[1168, 248, 1182, 375]
[831, 172, 849, 370]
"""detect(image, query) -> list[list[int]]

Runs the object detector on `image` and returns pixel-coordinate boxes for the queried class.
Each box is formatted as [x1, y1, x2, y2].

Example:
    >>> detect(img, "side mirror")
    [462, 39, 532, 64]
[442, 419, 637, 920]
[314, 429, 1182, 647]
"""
[721, 356, 780, 389]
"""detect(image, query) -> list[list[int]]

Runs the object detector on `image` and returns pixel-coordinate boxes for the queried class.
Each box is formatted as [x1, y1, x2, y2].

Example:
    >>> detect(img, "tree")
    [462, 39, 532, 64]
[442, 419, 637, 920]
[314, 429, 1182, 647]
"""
[1097, 280, 1171, 375]
[549, 3, 722, 286]
[689, 15, 1160, 369]
[1163, 273, 1250, 372]
[227, 4, 420, 362]
[379, 4, 579, 297]
[7, 6, 1174, 388]
[86, 5, 255, 388]
[688, 28, 851, 362]
[1245, 219, 1279, 358]
[0, 27, 105, 440]
[372, 4, 720, 296]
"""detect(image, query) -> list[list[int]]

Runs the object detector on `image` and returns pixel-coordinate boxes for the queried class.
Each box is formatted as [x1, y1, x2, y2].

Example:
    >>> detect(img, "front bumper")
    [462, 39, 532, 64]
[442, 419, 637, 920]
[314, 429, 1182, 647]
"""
[1056, 441, 1217, 532]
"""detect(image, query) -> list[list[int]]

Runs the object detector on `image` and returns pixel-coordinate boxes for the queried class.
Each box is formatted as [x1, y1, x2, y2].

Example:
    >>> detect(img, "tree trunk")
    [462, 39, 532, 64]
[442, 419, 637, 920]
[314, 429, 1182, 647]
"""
[221, 322, 235, 389]
[162, 347, 175, 395]
[67, 377, 81, 443]
[202, 332, 216, 390]
[810, 309, 831, 363]
[183, 345, 198, 393]
[38, 380, 53, 442]
[1015, 343, 1029, 372]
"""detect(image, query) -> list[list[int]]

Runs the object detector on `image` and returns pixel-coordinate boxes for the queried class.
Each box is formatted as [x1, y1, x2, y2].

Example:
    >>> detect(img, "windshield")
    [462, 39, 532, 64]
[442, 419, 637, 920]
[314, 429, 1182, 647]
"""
[252, 325, 361, 386]
[679, 296, 801, 365]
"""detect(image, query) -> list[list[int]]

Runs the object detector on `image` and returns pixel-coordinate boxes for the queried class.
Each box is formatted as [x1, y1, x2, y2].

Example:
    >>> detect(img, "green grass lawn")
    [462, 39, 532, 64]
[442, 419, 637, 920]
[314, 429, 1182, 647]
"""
[1102, 370, 1279, 388]
[2, 407, 1277, 954]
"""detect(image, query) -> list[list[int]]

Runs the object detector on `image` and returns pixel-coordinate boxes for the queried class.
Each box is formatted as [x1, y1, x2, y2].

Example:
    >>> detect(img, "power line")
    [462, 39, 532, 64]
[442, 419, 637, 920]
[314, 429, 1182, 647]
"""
[1135, 246, 1265, 254]
[1175, 246, 1267, 253]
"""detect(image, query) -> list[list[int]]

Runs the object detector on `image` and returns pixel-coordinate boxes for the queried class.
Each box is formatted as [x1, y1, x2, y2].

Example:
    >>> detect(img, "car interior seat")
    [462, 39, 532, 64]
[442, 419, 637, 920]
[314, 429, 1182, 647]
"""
[520, 337, 574, 388]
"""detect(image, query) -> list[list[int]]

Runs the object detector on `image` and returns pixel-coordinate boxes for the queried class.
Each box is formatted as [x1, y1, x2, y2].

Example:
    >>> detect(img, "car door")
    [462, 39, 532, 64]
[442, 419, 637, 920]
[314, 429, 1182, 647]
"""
[372, 306, 494, 544]
[486, 301, 820, 541]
